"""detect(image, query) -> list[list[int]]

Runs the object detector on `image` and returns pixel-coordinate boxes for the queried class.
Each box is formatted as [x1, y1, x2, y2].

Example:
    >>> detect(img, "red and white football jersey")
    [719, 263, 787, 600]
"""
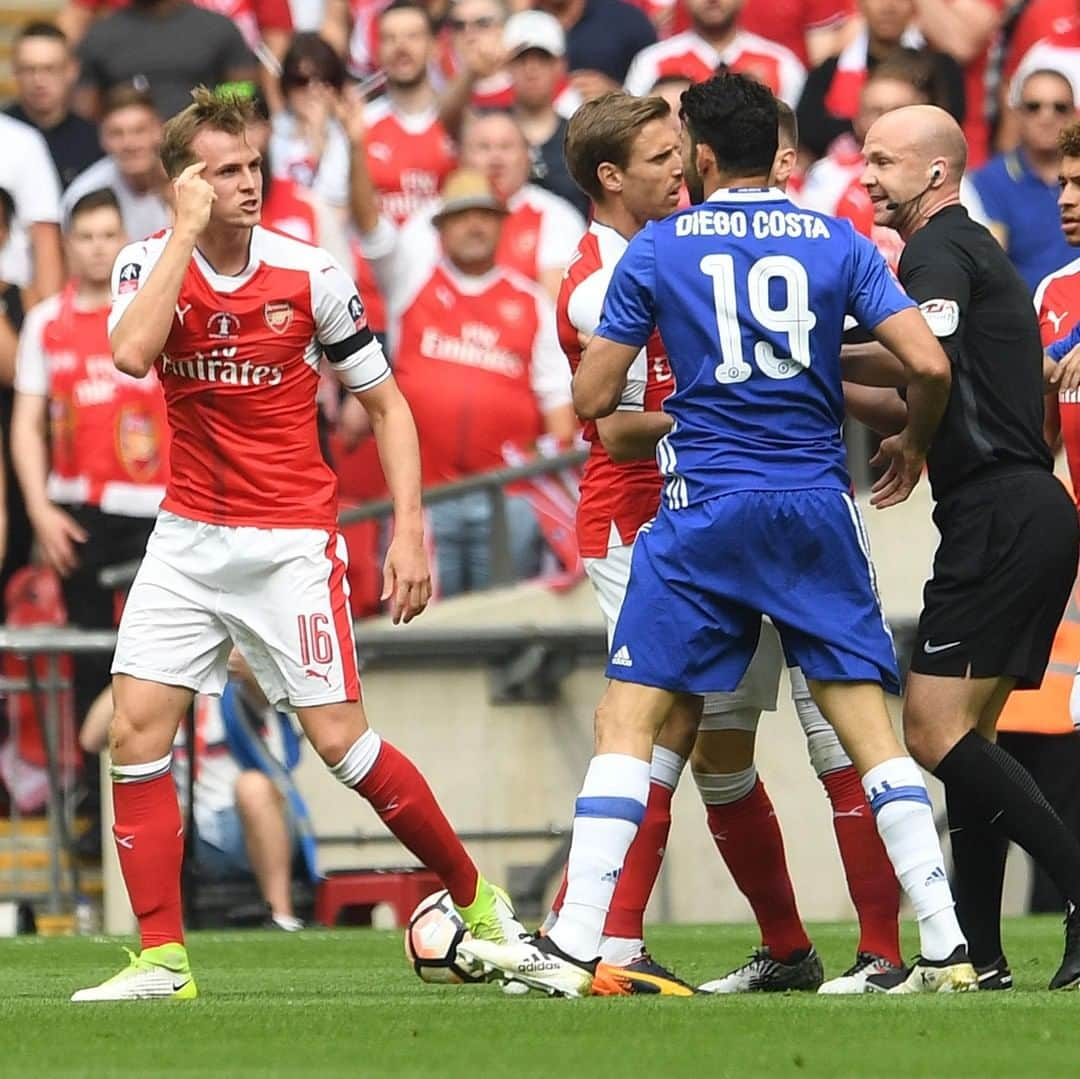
[364, 98, 457, 226]
[382, 259, 570, 484]
[352, 98, 460, 334]
[262, 177, 319, 244]
[16, 283, 170, 516]
[796, 135, 904, 271]
[363, 182, 585, 294]
[1035, 256, 1080, 493]
[108, 226, 390, 530]
[557, 222, 672, 559]
[623, 29, 806, 105]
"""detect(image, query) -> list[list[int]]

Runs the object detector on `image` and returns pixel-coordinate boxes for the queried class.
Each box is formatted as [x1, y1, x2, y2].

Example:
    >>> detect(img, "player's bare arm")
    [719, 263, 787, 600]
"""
[340, 94, 381, 235]
[10, 389, 87, 575]
[573, 336, 641, 419]
[111, 162, 215, 378]
[839, 339, 909, 387]
[842, 383, 908, 438]
[866, 307, 952, 508]
[596, 410, 674, 463]
[355, 374, 432, 625]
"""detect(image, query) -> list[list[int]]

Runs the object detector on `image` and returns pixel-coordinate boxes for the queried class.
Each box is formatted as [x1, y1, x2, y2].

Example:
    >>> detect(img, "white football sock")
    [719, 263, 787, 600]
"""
[548, 753, 650, 962]
[863, 757, 966, 961]
[599, 934, 645, 967]
[650, 745, 686, 791]
[327, 729, 381, 787]
[591, 749, 684, 966]
[693, 764, 757, 806]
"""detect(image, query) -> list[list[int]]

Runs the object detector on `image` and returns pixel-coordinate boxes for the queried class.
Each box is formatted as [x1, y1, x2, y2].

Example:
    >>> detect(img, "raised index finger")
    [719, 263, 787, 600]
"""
[176, 161, 208, 183]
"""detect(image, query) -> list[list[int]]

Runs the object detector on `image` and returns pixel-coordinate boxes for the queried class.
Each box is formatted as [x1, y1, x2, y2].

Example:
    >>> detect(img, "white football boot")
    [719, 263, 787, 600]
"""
[818, 953, 905, 995]
[457, 933, 596, 998]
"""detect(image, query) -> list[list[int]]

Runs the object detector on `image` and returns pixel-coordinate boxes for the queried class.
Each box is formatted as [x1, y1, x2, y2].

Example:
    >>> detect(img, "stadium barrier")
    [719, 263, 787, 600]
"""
[6, 457, 1040, 930]
[99, 447, 592, 593]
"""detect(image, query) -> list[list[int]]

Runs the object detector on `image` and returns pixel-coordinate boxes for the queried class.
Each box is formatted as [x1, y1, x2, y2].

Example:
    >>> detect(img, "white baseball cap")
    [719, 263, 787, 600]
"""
[504, 10, 566, 59]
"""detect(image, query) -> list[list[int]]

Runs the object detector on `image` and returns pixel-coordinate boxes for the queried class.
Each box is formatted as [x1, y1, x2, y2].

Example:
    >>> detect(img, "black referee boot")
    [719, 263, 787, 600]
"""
[1049, 902, 1080, 990]
[974, 956, 1013, 991]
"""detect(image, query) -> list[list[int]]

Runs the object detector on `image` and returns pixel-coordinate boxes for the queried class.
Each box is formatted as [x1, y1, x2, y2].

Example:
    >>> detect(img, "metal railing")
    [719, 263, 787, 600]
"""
[0, 623, 606, 918]
[0, 629, 118, 914]
[99, 447, 589, 592]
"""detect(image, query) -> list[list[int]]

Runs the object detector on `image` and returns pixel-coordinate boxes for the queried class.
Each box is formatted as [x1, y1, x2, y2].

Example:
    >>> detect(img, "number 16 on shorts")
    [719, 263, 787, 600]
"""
[298, 613, 334, 668]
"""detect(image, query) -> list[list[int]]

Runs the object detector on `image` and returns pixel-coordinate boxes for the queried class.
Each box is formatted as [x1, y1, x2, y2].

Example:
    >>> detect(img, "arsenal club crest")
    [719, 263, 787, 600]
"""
[264, 300, 294, 335]
[116, 405, 162, 481]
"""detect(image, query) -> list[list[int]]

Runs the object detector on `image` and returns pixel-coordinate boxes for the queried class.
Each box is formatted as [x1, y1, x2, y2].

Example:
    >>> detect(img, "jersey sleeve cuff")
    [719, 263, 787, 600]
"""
[595, 322, 651, 349]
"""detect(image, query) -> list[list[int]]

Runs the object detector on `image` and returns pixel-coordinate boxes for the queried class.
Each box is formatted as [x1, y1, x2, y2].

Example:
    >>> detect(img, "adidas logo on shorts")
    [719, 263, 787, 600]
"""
[611, 645, 633, 667]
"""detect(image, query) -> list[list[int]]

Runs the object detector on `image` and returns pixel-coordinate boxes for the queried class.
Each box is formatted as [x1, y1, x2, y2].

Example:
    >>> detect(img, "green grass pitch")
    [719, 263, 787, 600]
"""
[2, 918, 1078, 1078]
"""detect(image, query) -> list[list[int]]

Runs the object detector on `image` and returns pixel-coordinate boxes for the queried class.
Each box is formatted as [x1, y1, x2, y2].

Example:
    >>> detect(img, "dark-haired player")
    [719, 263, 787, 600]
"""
[461, 73, 975, 997]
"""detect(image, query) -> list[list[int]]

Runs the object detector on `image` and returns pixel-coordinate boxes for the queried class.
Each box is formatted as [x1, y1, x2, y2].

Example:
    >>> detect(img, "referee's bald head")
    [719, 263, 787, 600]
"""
[867, 105, 967, 184]
[861, 104, 968, 239]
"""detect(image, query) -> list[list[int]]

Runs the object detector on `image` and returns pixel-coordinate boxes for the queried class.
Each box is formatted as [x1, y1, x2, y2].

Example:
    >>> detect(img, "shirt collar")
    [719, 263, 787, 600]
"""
[704, 186, 787, 203]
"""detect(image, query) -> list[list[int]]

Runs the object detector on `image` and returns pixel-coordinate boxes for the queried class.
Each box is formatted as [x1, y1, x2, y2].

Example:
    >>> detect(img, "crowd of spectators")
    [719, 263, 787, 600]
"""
[3, 0, 1080, 908]
[1, 0, 1080, 617]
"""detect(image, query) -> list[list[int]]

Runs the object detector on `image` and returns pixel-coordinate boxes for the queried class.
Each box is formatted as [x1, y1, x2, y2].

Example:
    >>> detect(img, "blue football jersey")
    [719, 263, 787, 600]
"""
[596, 187, 914, 508]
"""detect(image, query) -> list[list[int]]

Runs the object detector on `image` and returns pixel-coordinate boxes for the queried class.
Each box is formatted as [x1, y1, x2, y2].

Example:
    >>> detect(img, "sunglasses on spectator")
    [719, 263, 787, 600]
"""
[1020, 100, 1073, 115]
[449, 15, 499, 30]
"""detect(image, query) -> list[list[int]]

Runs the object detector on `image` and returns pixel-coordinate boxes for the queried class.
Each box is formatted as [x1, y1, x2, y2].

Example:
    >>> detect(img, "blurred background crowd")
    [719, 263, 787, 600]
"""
[2, 0, 1079, 617]
[2, 0, 1080, 927]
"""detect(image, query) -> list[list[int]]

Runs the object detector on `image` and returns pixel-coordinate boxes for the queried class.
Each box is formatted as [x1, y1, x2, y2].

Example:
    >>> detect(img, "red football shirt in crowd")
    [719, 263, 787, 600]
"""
[623, 28, 807, 104]
[16, 282, 170, 516]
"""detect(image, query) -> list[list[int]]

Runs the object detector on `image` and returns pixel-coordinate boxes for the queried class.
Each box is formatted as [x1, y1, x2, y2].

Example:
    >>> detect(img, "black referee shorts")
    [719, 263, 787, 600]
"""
[910, 468, 1079, 688]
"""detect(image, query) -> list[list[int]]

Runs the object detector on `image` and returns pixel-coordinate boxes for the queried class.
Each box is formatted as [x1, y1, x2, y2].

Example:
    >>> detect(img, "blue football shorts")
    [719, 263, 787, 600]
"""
[606, 488, 899, 695]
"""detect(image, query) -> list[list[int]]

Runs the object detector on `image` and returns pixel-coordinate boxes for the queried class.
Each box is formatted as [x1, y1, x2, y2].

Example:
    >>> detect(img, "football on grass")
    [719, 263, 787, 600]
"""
[404, 889, 484, 984]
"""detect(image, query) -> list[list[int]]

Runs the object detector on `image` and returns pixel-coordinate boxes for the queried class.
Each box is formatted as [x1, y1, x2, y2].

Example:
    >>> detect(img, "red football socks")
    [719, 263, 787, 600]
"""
[821, 766, 902, 965]
[112, 772, 185, 950]
[706, 780, 812, 961]
[603, 780, 673, 940]
[354, 740, 479, 906]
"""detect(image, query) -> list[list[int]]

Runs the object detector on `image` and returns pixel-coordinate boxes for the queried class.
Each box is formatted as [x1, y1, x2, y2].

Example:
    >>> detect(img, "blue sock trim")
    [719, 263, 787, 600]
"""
[868, 784, 932, 814]
[574, 795, 646, 825]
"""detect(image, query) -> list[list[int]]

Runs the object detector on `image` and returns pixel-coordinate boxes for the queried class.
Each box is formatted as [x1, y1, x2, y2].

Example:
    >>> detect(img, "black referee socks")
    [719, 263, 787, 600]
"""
[944, 784, 1009, 967]
[933, 730, 1080, 911]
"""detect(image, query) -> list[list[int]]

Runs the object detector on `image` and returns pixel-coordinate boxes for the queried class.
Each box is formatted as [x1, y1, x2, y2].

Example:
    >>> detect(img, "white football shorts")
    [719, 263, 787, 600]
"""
[584, 537, 783, 730]
[112, 511, 360, 709]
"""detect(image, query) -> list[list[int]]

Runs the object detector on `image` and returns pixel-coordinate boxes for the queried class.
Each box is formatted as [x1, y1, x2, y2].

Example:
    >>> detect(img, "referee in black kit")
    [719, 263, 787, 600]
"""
[859, 105, 1080, 992]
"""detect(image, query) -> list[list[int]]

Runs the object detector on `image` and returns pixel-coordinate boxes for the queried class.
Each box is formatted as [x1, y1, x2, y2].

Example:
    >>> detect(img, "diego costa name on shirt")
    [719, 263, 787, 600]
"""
[675, 208, 832, 240]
